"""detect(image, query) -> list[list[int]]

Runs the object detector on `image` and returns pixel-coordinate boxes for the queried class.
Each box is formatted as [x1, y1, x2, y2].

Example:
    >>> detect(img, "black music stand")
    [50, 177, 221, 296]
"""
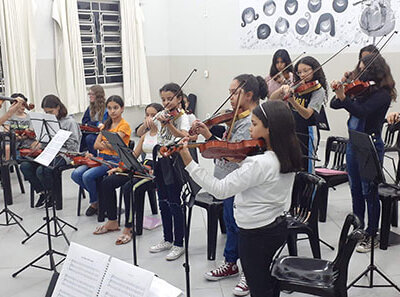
[347, 130, 400, 292]
[103, 131, 152, 266]
[0, 132, 29, 236]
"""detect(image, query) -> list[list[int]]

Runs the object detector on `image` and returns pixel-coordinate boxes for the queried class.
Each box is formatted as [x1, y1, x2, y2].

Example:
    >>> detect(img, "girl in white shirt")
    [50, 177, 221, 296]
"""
[179, 100, 303, 297]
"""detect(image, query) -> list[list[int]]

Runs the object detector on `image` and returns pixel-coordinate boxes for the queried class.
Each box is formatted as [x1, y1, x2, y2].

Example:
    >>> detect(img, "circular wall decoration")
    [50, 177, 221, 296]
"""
[275, 17, 290, 34]
[257, 24, 271, 39]
[296, 18, 310, 35]
[308, 0, 322, 13]
[241, 7, 259, 27]
[333, 0, 348, 13]
[263, 0, 276, 16]
[285, 0, 298, 15]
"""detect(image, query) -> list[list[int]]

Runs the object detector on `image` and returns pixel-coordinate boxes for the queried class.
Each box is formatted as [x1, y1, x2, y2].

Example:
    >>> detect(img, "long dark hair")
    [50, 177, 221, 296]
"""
[269, 49, 293, 77]
[89, 85, 106, 121]
[359, 54, 396, 101]
[103, 95, 124, 130]
[294, 56, 328, 98]
[253, 101, 303, 173]
[41, 95, 68, 120]
[11, 93, 28, 102]
[159, 83, 183, 99]
[234, 74, 268, 103]
[359, 44, 379, 60]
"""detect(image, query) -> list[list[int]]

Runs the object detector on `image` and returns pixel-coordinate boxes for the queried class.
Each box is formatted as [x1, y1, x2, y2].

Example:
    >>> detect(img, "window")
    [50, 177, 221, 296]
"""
[0, 44, 4, 95]
[77, 0, 123, 85]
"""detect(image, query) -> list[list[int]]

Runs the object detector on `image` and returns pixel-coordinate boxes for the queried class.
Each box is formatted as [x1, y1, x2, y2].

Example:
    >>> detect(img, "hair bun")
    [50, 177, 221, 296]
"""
[256, 76, 268, 100]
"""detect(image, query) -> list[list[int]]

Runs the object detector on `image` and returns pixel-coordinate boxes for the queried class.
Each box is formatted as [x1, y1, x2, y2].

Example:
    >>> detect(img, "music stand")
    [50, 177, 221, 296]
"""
[347, 130, 400, 292]
[102, 131, 152, 266]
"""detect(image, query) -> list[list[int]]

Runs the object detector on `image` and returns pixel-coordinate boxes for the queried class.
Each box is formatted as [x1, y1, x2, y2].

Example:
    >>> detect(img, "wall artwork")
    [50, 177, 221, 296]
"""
[240, 0, 399, 51]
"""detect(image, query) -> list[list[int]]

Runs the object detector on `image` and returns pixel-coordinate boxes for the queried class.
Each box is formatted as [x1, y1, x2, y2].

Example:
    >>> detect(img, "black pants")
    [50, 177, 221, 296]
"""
[239, 217, 287, 297]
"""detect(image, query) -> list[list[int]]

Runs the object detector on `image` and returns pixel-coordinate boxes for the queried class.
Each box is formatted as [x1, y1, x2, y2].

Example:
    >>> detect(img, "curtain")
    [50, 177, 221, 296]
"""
[0, 0, 36, 105]
[120, 0, 151, 107]
[52, 0, 86, 114]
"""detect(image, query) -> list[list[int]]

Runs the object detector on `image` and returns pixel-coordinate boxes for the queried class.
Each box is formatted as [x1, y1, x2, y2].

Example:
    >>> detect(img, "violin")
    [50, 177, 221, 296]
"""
[160, 139, 266, 161]
[80, 124, 100, 133]
[71, 156, 101, 167]
[332, 80, 375, 97]
[152, 109, 180, 124]
[0, 95, 35, 110]
[283, 80, 320, 100]
[19, 148, 43, 157]
[188, 109, 234, 136]
[15, 129, 36, 139]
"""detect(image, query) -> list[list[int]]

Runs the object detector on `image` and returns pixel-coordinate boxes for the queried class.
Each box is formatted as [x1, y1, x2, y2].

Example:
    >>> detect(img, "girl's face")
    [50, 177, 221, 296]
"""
[145, 106, 158, 119]
[107, 101, 124, 119]
[276, 57, 286, 71]
[88, 90, 96, 103]
[229, 80, 252, 110]
[360, 51, 372, 59]
[250, 114, 270, 147]
[17, 103, 26, 114]
[297, 63, 314, 82]
[43, 106, 60, 117]
[160, 91, 180, 110]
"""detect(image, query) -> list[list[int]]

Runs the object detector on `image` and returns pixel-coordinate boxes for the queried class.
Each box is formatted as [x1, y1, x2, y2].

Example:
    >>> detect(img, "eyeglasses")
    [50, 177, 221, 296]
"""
[88, 92, 95, 96]
[296, 68, 313, 76]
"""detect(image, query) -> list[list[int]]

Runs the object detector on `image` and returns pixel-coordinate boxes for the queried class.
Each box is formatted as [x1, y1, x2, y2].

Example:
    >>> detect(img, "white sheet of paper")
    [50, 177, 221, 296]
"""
[148, 277, 183, 297]
[97, 257, 154, 297]
[34, 129, 71, 167]
[29, 112, 60, 143]
[51, 243, 111, 297]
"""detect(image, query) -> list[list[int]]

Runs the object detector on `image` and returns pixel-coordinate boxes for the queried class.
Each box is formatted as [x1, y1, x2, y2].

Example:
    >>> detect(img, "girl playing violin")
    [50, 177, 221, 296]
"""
[330, 54, 396, 253]
[71, 96, 131, 217]
[20, 95, 81, 208]
[81, 85, 108, 156]
[265, 49, 294, 98]
[92, 103, 163, 242]
[149, 83, 190, 261]
[271, 56, 328, 173]
[191, 74, 267, 296]
[181, 101, 303, 297]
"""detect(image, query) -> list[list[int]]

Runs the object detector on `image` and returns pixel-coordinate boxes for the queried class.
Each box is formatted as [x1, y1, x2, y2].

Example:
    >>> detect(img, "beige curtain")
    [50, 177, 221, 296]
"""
[120, 0, 151, 107]
[52, 0, 86, 114]
[0, 0, 36, 105]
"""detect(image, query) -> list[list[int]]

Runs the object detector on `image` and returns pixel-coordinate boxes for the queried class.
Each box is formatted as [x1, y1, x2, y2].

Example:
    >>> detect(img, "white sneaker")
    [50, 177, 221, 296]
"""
[149, 240, 173, 253]
[356, 235, 379, 253]
[165, 246, 185, 261]
[232, 273, 249, 296]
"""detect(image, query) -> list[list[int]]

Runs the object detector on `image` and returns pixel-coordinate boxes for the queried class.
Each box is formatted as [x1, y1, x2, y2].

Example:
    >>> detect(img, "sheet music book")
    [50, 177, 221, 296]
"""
[51, 242, 182, 297]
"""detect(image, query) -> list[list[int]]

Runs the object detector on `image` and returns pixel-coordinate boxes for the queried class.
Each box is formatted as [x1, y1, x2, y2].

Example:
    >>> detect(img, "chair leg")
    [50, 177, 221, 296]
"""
[318, 182, 329, 222]
[207, 205, 220, 260]
[14, 164, 25, 194]
[392, 200, 398, 227]
[147, 188, 158, 215]
[218, 207, 226, 234]
[379, 198, 393, 250]
[2, 165, 13, 205]
[77, 187, 84, 216]
[30, 184, 35, 208]
[118, 189, 123, 226]
[53, 172, 63, 210]
[135, 194, 145, 236]
[287, 233, 298, 256]
[308, 232, 322, 259]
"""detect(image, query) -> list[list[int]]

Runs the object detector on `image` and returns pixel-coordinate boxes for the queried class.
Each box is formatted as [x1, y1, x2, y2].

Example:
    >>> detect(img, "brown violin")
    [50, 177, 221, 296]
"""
[19, 148, 43, 157]
[80, 124, 100, 133]
[160, 139, 266, 161]
[332, 80, 375, 97]
[189, 110, 234, 136]
[15, 129, 36, 139]
[0, 95, 35, 110]
[283, 80, 320, 101]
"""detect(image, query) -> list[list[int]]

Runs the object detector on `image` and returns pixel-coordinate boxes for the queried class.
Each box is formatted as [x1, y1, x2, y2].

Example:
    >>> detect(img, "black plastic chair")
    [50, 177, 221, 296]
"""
[315, 136, 348, 222]
[272, 213, 362, 297]
[193, 192, 226, 260]
[285, 172, 330, 259]
[383, 121, 400, 154]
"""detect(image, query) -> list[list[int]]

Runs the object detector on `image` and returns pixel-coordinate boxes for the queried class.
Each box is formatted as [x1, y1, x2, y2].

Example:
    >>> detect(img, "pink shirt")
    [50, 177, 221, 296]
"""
[266, 72, 294, 98]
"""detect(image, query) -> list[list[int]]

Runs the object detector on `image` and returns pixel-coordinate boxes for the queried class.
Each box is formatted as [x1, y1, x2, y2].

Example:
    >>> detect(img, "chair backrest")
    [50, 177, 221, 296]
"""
[323, 136, 348, 171]
[187, 93, 197, 114]
[332, 213, 363, 287]
[290, 172, 325, 226]
[383, 122, 400, 150]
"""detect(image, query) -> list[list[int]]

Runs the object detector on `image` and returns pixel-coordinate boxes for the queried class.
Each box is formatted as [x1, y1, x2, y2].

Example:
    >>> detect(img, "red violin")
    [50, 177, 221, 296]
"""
[160, 139, 266, 161]
[19, 148, 43, 157]
[80, 124, 100, 133]
[332, 80, 375, 97]
[15, 129, 36, 139]
[283, 80, 320, 101]
[189, 110, 234, 136]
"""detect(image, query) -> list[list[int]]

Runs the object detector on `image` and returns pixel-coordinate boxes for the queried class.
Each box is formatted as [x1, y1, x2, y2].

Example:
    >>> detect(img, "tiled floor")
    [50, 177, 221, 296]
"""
[0, 155, 399, 297]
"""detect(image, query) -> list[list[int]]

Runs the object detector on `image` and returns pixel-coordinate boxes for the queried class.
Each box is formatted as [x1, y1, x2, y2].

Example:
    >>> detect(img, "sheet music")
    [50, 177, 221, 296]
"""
[98, 257, 154, 297]
[51, 243, 111, 297]
[29, 112, 60, 143]
[34, 129, 72, 166]
[148, 277, 183, 297]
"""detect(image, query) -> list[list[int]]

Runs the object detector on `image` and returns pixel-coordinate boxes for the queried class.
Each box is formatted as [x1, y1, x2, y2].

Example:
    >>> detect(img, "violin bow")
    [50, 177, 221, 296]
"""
[164, 68, 197, 111]
[266, 51, 306, 84]
[211, 80, 247, 117]
[226, 89, 243, 141]
[353, 30, 398, 82]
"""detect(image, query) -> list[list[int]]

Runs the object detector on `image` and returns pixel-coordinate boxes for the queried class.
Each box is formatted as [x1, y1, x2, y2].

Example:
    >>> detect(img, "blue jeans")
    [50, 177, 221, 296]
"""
[223, 197, 239, 263]
[71, 154, 120, 204]
[346, 116, 383, 236]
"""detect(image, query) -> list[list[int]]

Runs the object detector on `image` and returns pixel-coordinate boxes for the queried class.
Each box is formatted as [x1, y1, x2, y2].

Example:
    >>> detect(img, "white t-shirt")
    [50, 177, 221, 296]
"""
[185, 150, 295, 229]
[157, 110, 190, 146]
[142, 131, 158, 161]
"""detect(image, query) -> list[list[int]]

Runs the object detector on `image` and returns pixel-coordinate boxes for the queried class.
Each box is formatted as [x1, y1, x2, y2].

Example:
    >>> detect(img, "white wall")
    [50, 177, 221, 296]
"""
[24, 0, 400, 139]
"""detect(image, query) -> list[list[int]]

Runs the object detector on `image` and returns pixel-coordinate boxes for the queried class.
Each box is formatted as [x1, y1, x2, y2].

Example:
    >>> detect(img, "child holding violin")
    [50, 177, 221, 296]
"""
[71, 95, 131, 217]
[20, 95, 81, 208]
[265, 49, 294, 98]
[191, 74, 267, 296]
[149, 83, 190, 261]
[271, 56, 328, 173]
[181, 100, 303, 297]
[80, 85, 108, 156]
[92, 103, 163, 243]
[330, 54, 396, 253]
